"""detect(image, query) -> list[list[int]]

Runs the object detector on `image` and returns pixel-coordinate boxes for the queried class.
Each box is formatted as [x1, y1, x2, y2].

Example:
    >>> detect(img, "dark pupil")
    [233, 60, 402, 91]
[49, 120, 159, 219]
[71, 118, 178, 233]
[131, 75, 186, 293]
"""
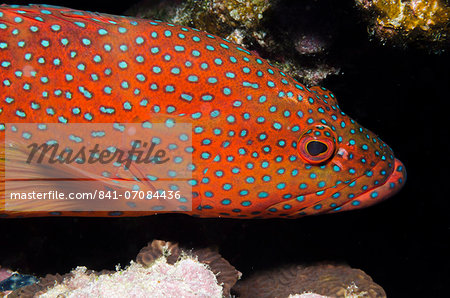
[307, 141, 328, 156]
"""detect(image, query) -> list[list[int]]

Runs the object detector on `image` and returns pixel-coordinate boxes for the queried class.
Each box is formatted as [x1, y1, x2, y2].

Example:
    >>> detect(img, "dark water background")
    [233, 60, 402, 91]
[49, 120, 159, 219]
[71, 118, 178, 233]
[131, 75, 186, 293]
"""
[1, 0, 448, 296]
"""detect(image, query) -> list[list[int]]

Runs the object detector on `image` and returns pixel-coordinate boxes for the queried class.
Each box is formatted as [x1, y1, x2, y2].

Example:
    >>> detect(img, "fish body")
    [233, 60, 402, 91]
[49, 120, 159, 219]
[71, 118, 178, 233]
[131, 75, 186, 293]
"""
[0, 4, 406, 218]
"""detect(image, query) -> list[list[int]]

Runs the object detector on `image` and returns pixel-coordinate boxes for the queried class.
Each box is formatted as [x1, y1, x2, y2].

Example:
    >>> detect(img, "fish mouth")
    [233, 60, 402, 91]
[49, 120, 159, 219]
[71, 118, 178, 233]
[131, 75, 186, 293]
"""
[268, 157, 406, 218]
[334, 158, 407, 213]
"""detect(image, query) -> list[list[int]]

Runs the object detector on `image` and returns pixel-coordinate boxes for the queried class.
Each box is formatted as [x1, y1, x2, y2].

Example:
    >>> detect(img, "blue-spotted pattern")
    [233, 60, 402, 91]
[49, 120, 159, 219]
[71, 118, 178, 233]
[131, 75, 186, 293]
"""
[0, 4, 406, 218]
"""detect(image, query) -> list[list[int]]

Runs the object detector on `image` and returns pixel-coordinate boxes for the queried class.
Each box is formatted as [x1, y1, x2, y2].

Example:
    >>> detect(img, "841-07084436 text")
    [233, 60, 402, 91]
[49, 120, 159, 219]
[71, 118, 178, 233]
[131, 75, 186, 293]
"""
[8, 190, 182, 200]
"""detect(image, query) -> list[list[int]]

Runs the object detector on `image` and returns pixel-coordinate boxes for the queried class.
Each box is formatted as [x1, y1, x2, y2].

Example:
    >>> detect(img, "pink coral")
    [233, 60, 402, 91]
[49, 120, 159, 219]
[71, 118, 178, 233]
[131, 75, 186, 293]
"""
[40, 258, 222, 297]
[0, 267, 13, 282]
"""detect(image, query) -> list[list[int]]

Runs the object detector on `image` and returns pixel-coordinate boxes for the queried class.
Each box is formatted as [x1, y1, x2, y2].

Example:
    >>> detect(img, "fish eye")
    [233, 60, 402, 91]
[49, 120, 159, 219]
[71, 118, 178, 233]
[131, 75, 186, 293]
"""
[297, 126, 336, 165]
[306, 141, 328, 156]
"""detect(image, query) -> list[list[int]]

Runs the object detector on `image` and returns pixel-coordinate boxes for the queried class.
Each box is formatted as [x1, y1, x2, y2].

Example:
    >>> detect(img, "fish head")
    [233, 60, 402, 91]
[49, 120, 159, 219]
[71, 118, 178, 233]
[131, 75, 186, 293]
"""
[257, 86, 406, 217]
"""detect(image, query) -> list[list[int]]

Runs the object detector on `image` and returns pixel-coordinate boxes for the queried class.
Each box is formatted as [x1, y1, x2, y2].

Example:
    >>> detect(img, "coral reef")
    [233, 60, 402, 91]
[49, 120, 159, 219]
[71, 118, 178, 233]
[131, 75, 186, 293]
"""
[136, 240, 241, 296]
[126, 0, 272, 39]
[0, 267, 13, 296]
[33, 260, 222, 297]
[0, 267, 13, 282]
[125, 0, 342, 85]
[289, 294, 328, 298]
[0, 268, 38, 295]
[9, 240, 240, 297]
[356, 0, 450, 52]
[7, 240, 387, 297]
[232, 264, 386, 298]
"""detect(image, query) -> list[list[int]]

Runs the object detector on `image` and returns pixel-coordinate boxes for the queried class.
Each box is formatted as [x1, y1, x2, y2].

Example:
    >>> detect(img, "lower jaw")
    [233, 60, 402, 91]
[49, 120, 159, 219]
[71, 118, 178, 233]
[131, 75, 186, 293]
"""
[337, 158, 407, 212]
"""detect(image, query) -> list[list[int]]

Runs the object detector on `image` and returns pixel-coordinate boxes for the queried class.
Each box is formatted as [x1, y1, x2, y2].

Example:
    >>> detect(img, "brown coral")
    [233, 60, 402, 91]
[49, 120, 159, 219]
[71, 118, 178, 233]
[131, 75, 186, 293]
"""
[136, 239, 182, 265]
[232, 264, 386, 298]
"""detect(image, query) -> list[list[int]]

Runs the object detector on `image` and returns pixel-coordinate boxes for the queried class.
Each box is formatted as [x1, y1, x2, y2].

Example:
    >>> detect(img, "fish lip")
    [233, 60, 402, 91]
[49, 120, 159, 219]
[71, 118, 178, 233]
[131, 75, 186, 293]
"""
[365, 158, 406, 196]
[373, 157, 407, 198]
[343, 158, 407, 209]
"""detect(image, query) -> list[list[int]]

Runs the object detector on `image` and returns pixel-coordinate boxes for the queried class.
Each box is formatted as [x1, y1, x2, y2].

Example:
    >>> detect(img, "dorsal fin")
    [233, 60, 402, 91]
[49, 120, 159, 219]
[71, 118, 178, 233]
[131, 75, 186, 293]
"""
[309, 86, 339, 107]
[0, 4, 126, 27]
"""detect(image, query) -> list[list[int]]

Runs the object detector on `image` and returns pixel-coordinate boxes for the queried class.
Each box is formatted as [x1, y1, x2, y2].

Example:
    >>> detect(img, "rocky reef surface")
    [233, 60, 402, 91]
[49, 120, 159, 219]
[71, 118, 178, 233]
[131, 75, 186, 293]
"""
[233, 263, 386, 297]
[356, 0, 449, 53]
[125, 0, 343, 85]
[4, 240, 385, 297]
[7, 240, 240, 297]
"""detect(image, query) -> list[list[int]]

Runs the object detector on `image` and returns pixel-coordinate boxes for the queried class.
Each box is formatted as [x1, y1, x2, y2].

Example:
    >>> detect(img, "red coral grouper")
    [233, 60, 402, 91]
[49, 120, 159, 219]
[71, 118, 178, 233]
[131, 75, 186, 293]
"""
[0, 5, 406, 218]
